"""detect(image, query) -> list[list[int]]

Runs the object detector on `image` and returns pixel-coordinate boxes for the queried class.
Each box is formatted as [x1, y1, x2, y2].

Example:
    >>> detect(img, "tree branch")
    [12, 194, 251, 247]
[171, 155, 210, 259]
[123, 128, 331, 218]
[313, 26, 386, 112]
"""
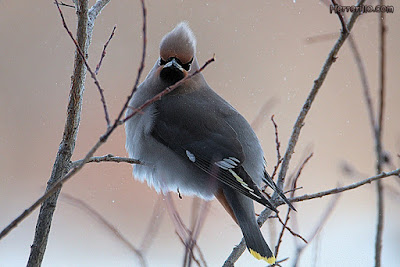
[276, 0, 367, 190]
[375, 1, 386, 265]
[282, 168, 400, 205]
[26, 1, 91, 266]
[330, 0, 348, 33]
[224, 0, 367, 263]
[95, 25, 116, 75]
[69, 154, 142, 170]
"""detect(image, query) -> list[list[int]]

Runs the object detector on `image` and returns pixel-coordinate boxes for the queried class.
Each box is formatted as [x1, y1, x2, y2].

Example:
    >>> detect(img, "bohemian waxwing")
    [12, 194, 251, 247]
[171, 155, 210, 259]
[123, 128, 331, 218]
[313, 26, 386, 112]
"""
[125, 22, 294, 264]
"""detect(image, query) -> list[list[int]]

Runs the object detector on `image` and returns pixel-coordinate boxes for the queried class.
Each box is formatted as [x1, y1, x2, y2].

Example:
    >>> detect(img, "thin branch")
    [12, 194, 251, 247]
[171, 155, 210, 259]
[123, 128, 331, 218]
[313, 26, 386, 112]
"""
[139, 195, 165, 253]
[283, 168, 400, 205]
[223, 2, 367, 263]
[348, 36, 376, 131]
[275, 214, 308, 245]
[271, 115, 282, 167]
[163, 193, 207, 267]
[375, 2, 387, 265]
[267, 115, 283, 184]
[88, 0, 111, 23]
[55, 0, 111, 127]
[275, 154, 312, 258]
[276, 0, 367, 191]
[275, 210, 299, 259]
[69, 154, 141, 170]
[330, 0, 348, 33]
[283, 187, 303, 195]
[184, 198, 210, 267]
[95, 25, 117, 75]
[60, 193, 147, 267]
[288, 153, 314, 192]
[337, 0, 377, 144]
[55, 1, 75, 8]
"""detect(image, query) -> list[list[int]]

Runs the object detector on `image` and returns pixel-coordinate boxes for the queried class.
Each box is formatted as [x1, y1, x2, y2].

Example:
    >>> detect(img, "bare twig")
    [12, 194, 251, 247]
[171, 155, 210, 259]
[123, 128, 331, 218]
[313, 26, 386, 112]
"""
[268, 115, 283, 182]
[348, 36, 376, 130]
[288, 153, 313, 192]
[275, 154, 312, 258]
[336, 0, 377, 142]
[55, 1, 75, 8]
[223, 1, 366, 263]
[275, 210, 302, 258]
[163, 193, 207, 267]
[282, 168, 400, 205]
[95, 25, 117, 75]
[283, 187, 303, 195]
[330, 0, 348, 33]
[184, 198, 210, 267]
[276, 0, 367, 191]
[55, 0, 111, 127]
[69, 154, 141, 170]
[139, 195, 165, 253]
[375, 2, 386, 265]
[275, 214, 308, 245]
[271, 115, 282, 166]
[60, 193, 147, 267]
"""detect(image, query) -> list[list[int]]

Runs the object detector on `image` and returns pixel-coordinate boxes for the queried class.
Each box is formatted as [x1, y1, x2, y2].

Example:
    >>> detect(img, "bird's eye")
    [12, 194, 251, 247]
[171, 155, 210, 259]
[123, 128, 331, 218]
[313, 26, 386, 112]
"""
[181, 57, 193, 71]
[159, 58, 167, 65]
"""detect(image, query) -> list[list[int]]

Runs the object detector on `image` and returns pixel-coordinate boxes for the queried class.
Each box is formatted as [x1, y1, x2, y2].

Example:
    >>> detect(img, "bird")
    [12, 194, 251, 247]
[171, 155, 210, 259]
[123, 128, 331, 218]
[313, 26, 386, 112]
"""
[125, 22, 295, 264]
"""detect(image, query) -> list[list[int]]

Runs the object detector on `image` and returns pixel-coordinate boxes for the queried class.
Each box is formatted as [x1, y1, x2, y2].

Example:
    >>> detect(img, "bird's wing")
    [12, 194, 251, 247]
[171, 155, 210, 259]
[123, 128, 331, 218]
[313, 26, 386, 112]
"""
[150, 93, 276, 210]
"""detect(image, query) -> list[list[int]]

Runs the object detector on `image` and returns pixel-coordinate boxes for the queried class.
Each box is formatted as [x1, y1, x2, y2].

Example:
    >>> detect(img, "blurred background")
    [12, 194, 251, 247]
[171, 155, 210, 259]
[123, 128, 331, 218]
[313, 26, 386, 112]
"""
[0, 0, 399, 266]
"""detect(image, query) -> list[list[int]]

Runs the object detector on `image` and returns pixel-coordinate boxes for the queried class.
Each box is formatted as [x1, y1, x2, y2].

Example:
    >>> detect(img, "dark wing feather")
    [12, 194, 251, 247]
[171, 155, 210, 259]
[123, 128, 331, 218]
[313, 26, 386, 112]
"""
[263, 171, 296, 211]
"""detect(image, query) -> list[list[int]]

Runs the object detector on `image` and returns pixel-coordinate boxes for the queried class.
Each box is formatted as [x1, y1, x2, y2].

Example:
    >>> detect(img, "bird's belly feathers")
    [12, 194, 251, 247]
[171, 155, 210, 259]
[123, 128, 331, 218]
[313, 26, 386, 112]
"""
[125, 105, 217, 200]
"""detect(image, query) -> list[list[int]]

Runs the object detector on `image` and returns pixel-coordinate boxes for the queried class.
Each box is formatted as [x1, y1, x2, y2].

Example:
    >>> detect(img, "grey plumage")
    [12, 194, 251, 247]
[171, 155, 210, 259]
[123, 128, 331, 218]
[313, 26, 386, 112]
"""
[125, 22, 293, 264]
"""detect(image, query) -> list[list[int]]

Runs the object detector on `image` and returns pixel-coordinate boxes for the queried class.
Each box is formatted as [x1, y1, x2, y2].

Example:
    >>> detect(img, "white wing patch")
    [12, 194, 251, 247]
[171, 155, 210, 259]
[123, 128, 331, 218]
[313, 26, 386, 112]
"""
[186, 150, 196, 162]
[229, 157, 240, 163]
[215, 157, 240, 170]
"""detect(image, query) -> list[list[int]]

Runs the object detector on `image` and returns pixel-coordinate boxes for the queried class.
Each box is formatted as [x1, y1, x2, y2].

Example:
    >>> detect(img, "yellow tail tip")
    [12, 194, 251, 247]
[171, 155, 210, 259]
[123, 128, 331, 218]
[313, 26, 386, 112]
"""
[249, 249, 276, 264]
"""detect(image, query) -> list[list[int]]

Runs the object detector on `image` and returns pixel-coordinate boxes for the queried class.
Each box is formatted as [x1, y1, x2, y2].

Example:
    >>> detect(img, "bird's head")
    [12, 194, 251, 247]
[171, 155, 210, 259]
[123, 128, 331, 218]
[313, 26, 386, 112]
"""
[158, 22, 197, 85]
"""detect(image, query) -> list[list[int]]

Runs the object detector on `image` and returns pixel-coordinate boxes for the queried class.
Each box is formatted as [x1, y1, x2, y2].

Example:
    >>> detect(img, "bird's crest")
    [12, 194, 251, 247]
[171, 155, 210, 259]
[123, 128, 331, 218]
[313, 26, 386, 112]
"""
[160, 22, 196, 65]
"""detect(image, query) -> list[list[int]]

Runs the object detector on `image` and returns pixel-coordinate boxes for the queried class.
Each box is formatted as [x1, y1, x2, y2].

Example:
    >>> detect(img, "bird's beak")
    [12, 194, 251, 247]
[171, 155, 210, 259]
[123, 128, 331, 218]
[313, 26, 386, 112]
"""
[160, 57, 185, 84]
[163, 58, 184, 72]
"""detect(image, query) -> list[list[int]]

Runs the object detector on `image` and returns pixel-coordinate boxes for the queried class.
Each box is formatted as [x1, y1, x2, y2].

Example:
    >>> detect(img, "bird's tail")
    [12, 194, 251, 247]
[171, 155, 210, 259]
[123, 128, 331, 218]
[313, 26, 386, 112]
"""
[222, 186, 276, 264]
